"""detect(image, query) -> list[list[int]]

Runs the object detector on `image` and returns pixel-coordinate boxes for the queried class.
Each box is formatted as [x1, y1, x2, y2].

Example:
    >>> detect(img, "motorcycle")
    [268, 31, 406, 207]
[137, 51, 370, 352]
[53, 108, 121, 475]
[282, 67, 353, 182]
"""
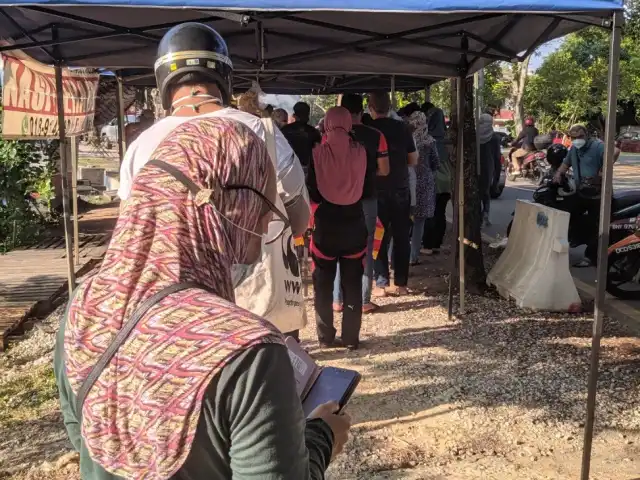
[607, 227, 640, 300]
[505, 178, 640, 255]
[507, 147, 549, 183]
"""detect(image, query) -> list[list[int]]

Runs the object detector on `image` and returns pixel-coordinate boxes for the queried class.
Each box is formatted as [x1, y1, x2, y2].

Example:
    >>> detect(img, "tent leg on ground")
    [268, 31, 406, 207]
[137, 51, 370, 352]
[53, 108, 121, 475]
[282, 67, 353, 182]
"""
[580, 10, 623, 480]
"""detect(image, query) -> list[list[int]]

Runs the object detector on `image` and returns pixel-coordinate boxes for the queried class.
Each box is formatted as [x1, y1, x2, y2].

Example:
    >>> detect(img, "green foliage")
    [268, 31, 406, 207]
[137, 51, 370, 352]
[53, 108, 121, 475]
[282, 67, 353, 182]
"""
[525, 18, 640, 132]
[481, 62, 511, 111]
[0, 137, 56, 252]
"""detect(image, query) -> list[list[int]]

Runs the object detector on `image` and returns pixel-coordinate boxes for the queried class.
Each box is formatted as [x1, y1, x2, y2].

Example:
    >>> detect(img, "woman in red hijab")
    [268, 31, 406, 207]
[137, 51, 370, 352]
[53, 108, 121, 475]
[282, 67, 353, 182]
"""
[307, 106, 368, 350]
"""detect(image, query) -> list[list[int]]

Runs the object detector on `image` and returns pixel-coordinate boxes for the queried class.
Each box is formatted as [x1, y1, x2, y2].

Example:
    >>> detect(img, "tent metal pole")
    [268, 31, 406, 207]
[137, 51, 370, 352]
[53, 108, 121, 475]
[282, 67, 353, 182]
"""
[391, 75, 397, 110]
[474, 69, 484, 176]
[447, 78, 459, 321]
[456, 75, 466, 315]
[116, 72, 126, 167]
[580, 11, 622, 480]
[71, 137, 80, 266]
[53, 26, 76, 294]
[424, 84, 431, 102]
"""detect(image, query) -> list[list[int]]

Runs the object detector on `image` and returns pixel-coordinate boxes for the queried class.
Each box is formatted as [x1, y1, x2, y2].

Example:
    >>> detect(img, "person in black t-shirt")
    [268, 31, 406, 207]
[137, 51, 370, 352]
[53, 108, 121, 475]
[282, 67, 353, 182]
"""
[281, 102, 322, 172]
[367, 92, 417, 296]
[332, 93, 390, 314]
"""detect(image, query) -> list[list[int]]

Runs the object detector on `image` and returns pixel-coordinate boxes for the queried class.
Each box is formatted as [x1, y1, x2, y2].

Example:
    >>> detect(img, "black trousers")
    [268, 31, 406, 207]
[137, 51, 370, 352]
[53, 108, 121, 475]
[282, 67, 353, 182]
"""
[312, 202, 367, 346]
[375, 189, 411, 287]
[313, 254, 364, 346]
[572, 197, 601, 262]
[424, 192, 451, 249]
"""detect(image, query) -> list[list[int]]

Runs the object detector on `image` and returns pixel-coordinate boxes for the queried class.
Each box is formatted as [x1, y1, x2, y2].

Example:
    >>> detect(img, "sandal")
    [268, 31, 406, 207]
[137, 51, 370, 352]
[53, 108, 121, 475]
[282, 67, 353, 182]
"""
[409, 260, 421, 266]
[362, 302, 379, 314]
[372, 287, 387, 298]
[385, 286, 410, 296]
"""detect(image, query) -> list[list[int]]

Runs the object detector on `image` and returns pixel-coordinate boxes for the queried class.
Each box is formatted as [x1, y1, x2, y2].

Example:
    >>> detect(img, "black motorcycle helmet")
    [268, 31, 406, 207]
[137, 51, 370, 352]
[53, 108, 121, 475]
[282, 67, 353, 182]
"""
[546, 143, 568, 169]
[155, 23, 233, 110]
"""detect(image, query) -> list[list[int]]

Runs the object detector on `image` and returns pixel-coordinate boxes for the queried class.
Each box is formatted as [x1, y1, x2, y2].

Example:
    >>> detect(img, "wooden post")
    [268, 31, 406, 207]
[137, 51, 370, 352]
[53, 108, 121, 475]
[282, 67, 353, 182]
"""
[53, 28, 76, 293]
[71, 137, 80, 265]
[116, 72, 126, 166]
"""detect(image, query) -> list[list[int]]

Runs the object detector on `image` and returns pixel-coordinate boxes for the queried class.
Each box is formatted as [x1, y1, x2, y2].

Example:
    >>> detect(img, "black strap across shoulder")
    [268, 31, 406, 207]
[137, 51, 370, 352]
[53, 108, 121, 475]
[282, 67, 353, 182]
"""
[75, 281, 208, 417]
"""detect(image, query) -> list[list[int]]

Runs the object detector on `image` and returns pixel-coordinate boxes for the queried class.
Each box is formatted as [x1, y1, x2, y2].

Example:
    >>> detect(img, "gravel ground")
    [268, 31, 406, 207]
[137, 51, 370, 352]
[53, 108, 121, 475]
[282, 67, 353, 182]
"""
[0, 244, 639, 479]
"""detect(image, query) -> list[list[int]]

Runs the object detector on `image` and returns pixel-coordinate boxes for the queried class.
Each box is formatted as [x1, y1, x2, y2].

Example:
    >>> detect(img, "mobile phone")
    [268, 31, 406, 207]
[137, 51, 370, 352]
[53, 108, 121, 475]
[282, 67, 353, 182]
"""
[302, 366, 361, 417]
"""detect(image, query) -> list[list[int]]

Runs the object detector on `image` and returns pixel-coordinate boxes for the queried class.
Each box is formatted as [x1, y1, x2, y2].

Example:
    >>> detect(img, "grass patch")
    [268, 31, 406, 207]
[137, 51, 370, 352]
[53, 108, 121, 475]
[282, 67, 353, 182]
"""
[0, 365, 58, 427]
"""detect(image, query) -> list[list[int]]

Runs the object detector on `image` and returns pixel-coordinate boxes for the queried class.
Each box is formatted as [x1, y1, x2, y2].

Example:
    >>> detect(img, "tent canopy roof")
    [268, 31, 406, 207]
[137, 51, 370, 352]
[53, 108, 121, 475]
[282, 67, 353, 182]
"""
[0, 1, 622, 83]
[116, 69, 437, 94]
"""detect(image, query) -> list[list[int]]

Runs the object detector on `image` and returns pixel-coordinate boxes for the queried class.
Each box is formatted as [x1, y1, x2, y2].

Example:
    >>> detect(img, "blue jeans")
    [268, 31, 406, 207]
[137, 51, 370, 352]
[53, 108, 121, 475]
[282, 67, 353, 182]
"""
[333, 197, 378, 305]
[410, 216, 427, 263]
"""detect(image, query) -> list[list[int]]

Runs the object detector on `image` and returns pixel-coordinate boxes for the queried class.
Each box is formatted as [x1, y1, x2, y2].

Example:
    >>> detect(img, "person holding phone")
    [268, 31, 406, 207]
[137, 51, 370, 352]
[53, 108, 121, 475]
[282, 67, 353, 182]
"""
[55, 24, 351, 479]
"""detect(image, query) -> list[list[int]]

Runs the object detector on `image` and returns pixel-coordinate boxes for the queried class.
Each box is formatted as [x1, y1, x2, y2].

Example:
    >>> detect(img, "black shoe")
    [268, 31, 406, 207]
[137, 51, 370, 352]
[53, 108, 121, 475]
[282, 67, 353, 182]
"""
[319, 337, 343, 348]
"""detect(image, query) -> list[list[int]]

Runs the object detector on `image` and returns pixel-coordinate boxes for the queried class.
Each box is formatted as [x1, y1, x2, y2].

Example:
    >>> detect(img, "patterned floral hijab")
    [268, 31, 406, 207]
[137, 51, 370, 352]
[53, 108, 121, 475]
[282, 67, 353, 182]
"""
[407, 110, 435, 150]
[64, 117, 282, 479]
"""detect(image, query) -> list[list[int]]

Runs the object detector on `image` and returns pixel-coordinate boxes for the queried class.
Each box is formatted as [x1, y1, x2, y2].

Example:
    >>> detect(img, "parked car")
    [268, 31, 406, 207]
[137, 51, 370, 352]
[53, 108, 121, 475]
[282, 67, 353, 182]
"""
[617, 130, 640, 153]
[100, 118, 119, 148]
[495, 131, 513, 148]
[491, 153, 507, 199]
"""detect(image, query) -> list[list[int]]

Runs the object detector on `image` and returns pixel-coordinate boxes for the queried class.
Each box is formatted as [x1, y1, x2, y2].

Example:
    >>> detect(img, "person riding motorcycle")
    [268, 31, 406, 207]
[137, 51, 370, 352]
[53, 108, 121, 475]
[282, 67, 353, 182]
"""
[511, 116, 539, 174]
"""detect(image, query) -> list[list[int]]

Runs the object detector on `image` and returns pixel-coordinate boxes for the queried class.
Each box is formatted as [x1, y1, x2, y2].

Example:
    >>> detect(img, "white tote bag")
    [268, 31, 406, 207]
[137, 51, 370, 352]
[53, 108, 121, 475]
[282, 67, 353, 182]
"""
[233, 118, 306, 333]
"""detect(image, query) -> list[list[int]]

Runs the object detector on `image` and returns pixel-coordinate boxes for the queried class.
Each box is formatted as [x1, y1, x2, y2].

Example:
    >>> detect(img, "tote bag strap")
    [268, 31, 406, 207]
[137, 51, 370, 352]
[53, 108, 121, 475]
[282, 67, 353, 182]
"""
[261, 117, 278, 165]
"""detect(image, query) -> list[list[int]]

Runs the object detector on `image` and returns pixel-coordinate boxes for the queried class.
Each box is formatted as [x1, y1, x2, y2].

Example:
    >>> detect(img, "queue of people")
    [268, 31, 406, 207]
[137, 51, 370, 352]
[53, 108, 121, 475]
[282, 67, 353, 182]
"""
[60, 23, 350, 480]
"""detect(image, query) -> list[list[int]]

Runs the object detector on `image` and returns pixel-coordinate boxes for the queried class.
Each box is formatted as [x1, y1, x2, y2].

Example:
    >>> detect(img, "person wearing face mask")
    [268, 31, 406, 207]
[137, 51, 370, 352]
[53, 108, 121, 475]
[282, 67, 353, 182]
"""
[117, 23, 310, 336]
[553, 124, 621, 267]
[55, 117, 351, 480]
[118, 22, 309, 239]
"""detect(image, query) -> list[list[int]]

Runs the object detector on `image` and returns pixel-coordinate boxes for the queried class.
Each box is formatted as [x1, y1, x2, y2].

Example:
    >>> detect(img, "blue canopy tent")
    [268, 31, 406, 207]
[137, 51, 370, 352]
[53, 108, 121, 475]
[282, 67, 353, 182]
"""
[0, 2, 624, 478]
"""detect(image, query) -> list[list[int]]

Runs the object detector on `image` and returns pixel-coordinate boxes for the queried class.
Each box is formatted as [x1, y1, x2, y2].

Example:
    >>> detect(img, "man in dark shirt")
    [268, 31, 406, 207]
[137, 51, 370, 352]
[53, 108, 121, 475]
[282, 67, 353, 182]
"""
[332, 93, 390, 313]
[367, 92, 418, 296]
[281, 102, 322, 171]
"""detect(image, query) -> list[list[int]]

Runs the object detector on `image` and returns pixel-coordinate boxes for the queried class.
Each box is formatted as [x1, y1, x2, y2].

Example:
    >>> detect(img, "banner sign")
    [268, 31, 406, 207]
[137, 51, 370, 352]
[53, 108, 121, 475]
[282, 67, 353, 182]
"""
[1, 51, 99, 139]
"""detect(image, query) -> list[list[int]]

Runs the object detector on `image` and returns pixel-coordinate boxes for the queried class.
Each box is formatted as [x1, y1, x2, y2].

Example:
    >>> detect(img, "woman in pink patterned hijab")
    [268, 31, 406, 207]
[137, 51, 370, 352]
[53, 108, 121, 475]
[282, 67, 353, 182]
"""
[54, 116, 350, 479]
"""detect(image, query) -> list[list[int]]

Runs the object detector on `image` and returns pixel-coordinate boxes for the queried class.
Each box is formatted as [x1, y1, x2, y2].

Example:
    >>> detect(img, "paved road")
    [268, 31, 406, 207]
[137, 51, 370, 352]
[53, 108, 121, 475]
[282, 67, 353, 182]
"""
[477, 153, 640, 322]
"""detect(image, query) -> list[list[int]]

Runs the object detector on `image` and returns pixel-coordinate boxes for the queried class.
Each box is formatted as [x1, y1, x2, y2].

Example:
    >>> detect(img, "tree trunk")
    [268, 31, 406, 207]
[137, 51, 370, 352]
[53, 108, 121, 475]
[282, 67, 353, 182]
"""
[449, 77, 486, 294]
[462, 76, 486, 292]
[512, 55, 531, 135]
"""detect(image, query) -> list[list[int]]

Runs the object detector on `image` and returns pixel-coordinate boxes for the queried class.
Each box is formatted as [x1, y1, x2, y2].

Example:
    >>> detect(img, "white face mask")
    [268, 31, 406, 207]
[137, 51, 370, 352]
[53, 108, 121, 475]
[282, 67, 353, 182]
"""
[572, 139, 586, 149]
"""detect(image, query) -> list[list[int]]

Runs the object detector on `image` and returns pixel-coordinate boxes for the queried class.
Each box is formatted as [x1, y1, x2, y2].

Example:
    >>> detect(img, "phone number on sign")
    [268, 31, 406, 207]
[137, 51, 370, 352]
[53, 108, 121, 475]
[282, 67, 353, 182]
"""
[21, 115, 85, 137]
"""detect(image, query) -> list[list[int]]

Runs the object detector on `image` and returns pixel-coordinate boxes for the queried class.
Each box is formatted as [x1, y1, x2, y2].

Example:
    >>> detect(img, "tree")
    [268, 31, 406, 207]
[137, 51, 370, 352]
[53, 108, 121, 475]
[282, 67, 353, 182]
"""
[449, 78, 486, 293]
[510, 55, 532, 134]
[524, 14, 640, 134]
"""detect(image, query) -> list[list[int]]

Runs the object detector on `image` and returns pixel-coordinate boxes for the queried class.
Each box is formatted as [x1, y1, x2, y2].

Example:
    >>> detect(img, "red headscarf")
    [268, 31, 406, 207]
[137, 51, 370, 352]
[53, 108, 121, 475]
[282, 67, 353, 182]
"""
[312, 106, 366, 205]
[64, 118, 282, 479]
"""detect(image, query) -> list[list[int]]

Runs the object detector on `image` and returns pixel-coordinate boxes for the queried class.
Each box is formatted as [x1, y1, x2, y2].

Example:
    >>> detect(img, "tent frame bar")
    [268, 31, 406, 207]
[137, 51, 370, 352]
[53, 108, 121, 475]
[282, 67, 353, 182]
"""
[52, 24, 76, 295]
[0, 6, 611, 74]
[580, 10, 622, 479]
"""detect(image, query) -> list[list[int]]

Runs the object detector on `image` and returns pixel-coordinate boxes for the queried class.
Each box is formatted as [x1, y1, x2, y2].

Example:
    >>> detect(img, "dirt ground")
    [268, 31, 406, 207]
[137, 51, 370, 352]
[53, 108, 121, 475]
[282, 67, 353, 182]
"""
[0, 245, 639, 480]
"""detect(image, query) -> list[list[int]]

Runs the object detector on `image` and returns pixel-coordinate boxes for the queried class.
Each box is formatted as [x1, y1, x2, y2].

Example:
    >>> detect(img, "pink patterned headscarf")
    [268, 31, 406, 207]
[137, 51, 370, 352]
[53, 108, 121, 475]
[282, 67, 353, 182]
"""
[312, 106, 366, 205]
[64, 117, 282, 479]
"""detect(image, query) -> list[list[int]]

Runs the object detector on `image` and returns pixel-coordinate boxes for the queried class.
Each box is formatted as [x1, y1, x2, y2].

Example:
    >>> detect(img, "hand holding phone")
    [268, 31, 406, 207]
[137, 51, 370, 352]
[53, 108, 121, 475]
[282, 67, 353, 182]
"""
[308, 401, 352, 460]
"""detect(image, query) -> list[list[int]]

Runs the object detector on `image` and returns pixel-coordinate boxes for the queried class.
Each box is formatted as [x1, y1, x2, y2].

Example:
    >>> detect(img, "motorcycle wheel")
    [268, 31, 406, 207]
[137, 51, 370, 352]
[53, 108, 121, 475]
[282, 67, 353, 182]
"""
[606, 249, 640, 300]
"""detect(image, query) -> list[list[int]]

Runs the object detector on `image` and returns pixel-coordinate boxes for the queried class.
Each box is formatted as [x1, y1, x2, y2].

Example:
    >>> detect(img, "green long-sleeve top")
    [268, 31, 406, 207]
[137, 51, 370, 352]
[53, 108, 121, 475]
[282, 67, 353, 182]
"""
[54, 319, 334, 480]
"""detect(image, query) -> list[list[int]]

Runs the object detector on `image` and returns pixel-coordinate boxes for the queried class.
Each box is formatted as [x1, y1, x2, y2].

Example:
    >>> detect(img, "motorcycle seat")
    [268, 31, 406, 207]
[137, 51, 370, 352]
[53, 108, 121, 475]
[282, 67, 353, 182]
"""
[611, 190, 640, 212]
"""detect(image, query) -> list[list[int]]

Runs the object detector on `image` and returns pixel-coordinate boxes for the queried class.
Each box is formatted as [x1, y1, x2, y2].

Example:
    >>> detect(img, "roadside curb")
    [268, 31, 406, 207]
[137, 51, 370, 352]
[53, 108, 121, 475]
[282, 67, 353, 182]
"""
[571, 277, 640, 331]
[476, 229, 639, 328]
